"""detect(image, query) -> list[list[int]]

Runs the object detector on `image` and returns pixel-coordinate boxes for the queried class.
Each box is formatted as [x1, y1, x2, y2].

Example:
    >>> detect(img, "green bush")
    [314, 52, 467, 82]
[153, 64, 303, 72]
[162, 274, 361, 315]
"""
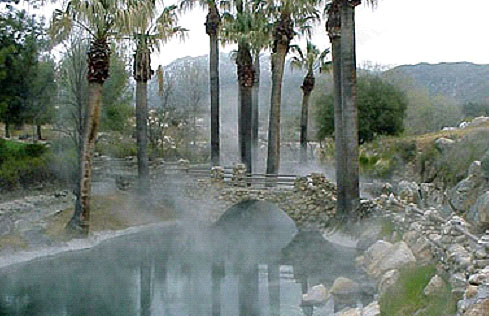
[0, 140, 56, 190]
[316, 75, 408, 143]
[380, 264, 457, 316]
[24, 143, 47, 157]
[420, 130, 489, 186]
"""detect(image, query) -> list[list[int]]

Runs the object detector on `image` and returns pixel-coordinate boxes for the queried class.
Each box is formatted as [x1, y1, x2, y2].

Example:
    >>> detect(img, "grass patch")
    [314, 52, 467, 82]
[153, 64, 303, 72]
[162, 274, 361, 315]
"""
[380, 264, 457, 316]
[379, 219, 403, 242]
[45, 194, 176, 241]
[0, 234, 28, 250]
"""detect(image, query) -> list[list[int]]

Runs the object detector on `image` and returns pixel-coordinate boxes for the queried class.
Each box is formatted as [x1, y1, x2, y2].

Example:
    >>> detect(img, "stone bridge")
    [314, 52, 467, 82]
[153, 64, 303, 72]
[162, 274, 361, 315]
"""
[93, 157, 344, 227]
[182, 165, 339, 227]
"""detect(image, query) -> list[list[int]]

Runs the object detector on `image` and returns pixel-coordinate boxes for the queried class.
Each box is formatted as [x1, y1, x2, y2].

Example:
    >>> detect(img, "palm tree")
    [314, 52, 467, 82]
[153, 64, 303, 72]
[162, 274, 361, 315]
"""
[290, 41, 329, 162]
[180, 0, 221, 166]
[221, 0, 258, 174]
[132, 5, 185, 196]
[50, 0, 150, 235]
[262, 0, 321, 178]
[326, 0, 376, 216]
[248, 8, 271, 170]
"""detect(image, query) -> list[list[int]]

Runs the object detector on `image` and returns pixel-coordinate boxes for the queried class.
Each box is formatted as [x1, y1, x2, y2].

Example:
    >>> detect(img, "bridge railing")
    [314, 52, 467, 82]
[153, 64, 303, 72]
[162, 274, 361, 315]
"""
[93, 158, 299, 188]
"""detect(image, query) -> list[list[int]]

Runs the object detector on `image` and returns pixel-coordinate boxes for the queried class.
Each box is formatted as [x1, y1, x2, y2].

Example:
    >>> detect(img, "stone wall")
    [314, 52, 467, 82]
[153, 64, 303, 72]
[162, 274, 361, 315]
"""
[373, 191, 489, 316]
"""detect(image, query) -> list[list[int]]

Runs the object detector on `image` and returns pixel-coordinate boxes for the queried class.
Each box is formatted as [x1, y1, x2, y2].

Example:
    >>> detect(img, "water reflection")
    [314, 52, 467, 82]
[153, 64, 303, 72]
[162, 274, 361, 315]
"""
[0, 201, 370, 316]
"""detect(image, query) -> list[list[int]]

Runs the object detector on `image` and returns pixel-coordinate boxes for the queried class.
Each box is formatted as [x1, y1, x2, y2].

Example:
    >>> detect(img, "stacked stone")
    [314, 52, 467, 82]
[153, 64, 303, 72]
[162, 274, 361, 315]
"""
[210, 166, 225, 184]
[232, 163, 247, 187]
[294, 177, 308, 191]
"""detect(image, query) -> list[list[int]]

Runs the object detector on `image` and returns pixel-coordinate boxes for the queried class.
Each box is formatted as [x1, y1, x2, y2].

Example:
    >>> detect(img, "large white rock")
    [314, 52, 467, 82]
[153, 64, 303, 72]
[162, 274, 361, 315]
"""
[334, 302, 380, 316]
[378, 269, 400, 296]
[364, 241, 416, 277]
[424, 275, 445, 296]
[364, 240, 393, 269]
[335, 307, 362, 316]
[302, 284, 329, 305]
[434, 137, 455, 152]
[378, 242, 416, 274]
[363, 301, 381, 316]
[331, 277, 360, 296]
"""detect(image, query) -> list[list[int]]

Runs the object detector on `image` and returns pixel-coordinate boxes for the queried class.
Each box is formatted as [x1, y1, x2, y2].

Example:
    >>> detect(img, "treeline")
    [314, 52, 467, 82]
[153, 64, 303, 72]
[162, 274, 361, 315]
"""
[0, 10, 55, 139]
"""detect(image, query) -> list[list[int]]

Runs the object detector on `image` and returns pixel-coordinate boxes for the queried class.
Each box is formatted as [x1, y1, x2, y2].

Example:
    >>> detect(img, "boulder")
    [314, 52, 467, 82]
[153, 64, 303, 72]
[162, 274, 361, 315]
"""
[469, 161, 482, 177]
[463, 299, 489, 316]
[334, 302, 380, 316]
[335, 307, 362, 316]
[448, 244, 472, 270]
[364, 241, 416, 277]
[331, 277, 360, 296]
[377, 242, 416, 275]
[470, 116, 489, 127]
[424, 275, 445, 296]
[468, 267, 489, 286]
[302, 284, 329, 305]
[435, 137, 455, 152]
[362, 301, 381, 316]
[467, 192, 489, 229]
[364, 240, 393, 269]
[449, 174, 485, 213]
[378, 269, 400, 296]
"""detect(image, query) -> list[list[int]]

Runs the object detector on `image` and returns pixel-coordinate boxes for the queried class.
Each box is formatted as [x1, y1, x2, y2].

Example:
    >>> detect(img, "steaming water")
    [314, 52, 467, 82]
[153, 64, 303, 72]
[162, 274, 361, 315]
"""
[0, 203, 368, 316]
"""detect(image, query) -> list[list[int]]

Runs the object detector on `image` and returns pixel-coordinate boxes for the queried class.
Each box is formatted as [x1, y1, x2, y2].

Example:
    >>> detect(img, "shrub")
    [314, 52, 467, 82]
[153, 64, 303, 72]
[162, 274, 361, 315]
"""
[316, 75, 408, 143]
[0, 140, 57, 191]
[380, 264, 457, 316]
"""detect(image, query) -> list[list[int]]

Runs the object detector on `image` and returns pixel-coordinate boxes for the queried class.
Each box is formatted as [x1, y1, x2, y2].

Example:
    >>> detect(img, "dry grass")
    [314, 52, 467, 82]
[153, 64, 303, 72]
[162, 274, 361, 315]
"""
[0, 234, 29, 251]
[45, 194, 176, 241]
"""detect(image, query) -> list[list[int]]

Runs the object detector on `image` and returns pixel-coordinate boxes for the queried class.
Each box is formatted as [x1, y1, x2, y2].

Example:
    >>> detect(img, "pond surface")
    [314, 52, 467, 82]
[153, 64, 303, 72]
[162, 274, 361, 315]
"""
[0, 201, 368, 316]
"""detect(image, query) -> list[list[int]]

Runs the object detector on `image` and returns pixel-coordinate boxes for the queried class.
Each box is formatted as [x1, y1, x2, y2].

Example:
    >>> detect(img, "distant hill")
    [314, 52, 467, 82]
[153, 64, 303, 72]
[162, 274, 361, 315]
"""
[386, 62, 489, 104]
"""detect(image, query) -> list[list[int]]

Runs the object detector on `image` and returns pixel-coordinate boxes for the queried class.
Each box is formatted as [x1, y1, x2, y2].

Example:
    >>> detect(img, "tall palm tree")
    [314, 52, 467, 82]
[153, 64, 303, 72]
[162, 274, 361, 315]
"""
[262, 0, 321, 178]
[326, 0, 376, 216]
[50, 0, 150, 235]
[249, 8, 271, 170]
[132, 5, 185, 196]
[290, 41, 329, 162]
[180, 0, 221, 166]
[221, 0, 259, 174]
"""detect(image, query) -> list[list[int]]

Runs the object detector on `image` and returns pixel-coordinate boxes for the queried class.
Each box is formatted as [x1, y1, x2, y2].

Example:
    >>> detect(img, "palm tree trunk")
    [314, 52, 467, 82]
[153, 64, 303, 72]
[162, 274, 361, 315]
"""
[136, 79, 150, 194]
[209, 31, 220, 166]
[70, 81, 103, 235]
[300, 91, 311, 163]
[267, 14, 293, 178]
[5, 121, 10, 138]
[340, 1, 360, 214]
[37, 124, 42, 140]
[237, 44, 254, 174]
[207, 5, 221, 166]
[251, 53, 260, 170]
[240, 85, 253, 174]
[328, 1, 347, 216]
[134, 47, 151, 196]
[266, 47, 287, 177]
[67, 38, 110, 235]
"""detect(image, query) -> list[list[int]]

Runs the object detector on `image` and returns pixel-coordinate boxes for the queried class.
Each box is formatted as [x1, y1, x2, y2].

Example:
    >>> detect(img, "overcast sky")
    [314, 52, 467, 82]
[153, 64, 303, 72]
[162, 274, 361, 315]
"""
[28, 0, 489, 67]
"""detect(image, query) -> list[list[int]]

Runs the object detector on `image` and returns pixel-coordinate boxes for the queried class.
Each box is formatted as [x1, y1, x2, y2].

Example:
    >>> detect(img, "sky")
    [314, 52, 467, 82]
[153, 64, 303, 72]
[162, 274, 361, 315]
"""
[22, 0, 489, 67]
